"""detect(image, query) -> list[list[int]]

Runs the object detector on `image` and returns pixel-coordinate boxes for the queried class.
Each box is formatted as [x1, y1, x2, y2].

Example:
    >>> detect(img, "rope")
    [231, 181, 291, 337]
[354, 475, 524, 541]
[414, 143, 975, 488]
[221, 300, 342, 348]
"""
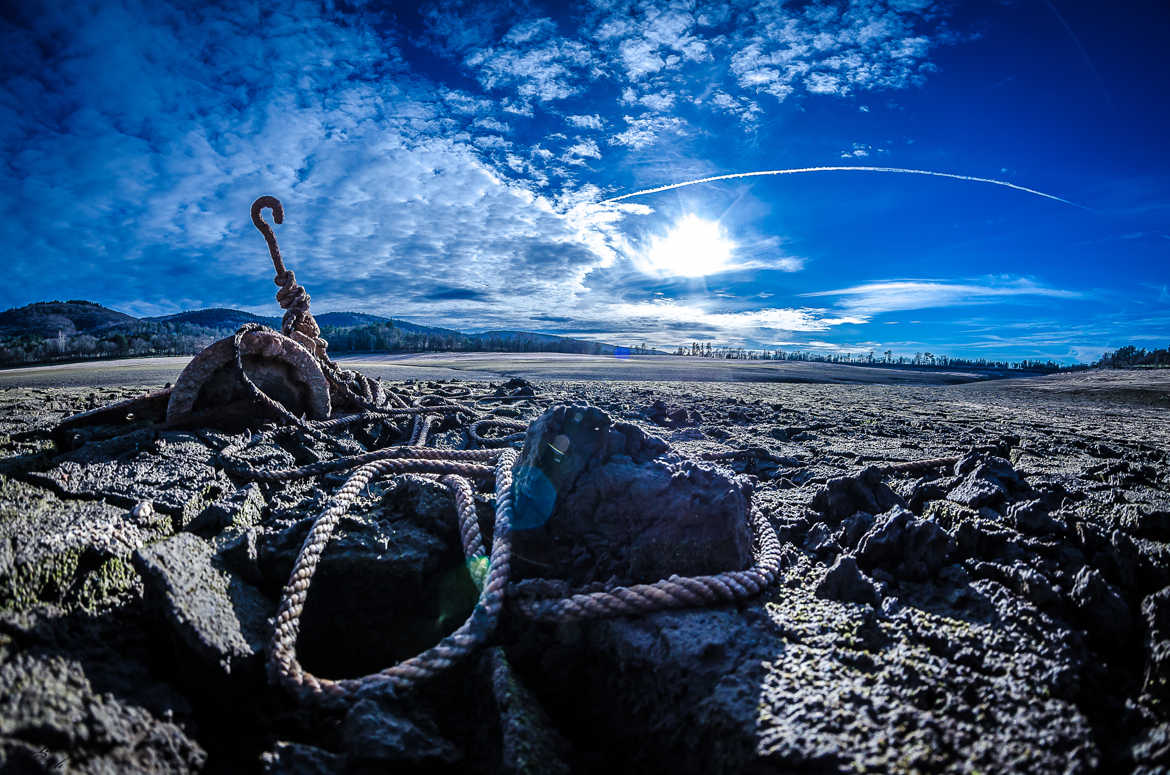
[469, 419, 528, 447]
[507, 507, 783, 622]
[240, 194, 786, 705]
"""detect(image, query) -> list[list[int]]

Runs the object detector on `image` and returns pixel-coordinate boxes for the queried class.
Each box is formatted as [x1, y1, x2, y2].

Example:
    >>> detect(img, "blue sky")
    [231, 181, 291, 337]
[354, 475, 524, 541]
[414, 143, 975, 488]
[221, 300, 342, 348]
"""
[1, 0, 1167, 362]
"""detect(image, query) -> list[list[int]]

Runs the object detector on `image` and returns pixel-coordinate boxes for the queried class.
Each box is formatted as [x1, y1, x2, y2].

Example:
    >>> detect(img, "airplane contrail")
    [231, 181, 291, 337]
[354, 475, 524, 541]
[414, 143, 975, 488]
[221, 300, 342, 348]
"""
[600, 166, 1089, 209]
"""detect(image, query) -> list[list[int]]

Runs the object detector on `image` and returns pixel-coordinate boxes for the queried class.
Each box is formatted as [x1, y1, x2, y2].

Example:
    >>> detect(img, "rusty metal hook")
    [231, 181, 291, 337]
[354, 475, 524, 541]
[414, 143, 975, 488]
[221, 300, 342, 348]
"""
[251, 196, 287, 278]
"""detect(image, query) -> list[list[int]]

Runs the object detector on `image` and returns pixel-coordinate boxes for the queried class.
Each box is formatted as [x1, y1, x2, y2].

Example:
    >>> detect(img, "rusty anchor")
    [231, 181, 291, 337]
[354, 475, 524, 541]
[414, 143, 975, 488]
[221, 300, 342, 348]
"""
[55, 196, 372, 445]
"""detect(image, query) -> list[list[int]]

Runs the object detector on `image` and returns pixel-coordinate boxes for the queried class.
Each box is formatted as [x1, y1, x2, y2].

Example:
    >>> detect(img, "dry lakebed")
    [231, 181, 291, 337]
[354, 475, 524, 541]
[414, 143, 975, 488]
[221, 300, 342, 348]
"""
[0, 357, 1167, 773]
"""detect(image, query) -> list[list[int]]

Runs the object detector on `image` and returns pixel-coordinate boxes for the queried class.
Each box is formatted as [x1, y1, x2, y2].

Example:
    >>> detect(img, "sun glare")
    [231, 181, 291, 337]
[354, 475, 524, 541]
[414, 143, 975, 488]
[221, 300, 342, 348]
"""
[641, 214, 736, 278]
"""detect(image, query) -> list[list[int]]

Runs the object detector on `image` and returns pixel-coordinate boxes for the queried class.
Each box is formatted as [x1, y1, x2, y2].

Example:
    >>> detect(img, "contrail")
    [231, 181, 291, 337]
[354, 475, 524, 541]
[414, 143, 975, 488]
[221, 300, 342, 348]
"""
[600, 166, 1088, 209]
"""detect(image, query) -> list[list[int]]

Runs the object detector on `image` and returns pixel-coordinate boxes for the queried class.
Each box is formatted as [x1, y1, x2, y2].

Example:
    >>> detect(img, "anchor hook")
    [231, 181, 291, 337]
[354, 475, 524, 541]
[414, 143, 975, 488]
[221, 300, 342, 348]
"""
[251, 195, 287, 278]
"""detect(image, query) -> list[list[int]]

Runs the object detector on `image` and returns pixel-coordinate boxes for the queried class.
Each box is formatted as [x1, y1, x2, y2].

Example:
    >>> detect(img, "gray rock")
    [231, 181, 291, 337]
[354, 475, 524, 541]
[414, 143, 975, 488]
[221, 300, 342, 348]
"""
[949, 453, 1031, 510]
[256, 480, 476, 679]
[812, 466, 904, 523]
[802, 521, 840, 557]
[512, 405, 752, 585]
[0, 652, 206, 772]
[948, 475, 1008, 509]
[857, 506, 954, 581]
[133, 533, 272, 682]
[186, 482, 266, 535]
[1141, 586, 1170, 702]
[1009, 499, 1064, 535]
[508, 608, 772, 774]
[1071, 566, 1132, 647]
[26, 430, 231, 521]
[837, 511, 875, 551]
[816, 555, 880, 606]
[0, 475, 159, 611]
[1119, 506, 1170, 541]
[341, 697, 461, 767]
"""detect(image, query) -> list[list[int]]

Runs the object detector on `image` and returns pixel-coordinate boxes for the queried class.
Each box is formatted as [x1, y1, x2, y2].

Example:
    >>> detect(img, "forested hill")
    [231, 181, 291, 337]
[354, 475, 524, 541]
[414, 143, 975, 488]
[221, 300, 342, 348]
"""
[0, 300, 136, 338]
[0, 301, 623, 366]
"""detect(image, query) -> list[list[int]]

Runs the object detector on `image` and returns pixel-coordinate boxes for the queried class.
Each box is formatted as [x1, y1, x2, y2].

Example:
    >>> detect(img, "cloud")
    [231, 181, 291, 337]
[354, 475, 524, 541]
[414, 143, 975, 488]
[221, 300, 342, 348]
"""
[566, 113, 604, 129]
[802, 279, 1083, 315]
[564, 138, 602, 163]
[463, 18, 598, 106]
[607, 300, 866, 333]
[840, 142, 888, 158]
[0, 0, 633, 329]
[609, 114, 685, 149]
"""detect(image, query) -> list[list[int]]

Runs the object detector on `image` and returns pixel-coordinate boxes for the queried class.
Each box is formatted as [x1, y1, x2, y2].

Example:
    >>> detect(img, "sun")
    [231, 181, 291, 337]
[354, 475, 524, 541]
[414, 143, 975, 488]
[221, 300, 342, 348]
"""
[641, 214, 736, 278]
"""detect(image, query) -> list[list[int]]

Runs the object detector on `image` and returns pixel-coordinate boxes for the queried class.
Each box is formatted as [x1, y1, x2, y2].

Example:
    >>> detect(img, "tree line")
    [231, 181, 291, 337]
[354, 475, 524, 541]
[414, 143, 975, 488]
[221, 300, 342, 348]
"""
[0, 319, 611, 367]
[1096, 345, 1170, 368]
[671, 342, 1075, 373]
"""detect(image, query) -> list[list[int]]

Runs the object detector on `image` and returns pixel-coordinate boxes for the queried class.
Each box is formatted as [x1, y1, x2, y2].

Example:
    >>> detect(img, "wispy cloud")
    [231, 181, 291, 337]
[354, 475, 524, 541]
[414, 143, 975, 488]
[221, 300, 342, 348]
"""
[802, 279, 1084, 315]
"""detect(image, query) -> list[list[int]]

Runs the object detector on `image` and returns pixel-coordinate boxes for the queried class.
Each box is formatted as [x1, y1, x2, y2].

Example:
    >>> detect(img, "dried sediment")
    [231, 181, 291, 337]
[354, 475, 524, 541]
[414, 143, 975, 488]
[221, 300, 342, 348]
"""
[0, 373, 1168, 773]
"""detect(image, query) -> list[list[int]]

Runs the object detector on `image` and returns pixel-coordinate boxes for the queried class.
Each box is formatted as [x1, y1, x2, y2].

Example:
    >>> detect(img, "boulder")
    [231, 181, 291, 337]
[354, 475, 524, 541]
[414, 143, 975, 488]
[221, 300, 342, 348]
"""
[1070, 566, 1132, 648]
[0, 475, 160, 611]
[816, 555, 881, 607]
[812, 466, 904, 523]
[187, 482, 267, 536]
[857, 506, 954, 581]
[511, 405, 752, 585]
[255, 476, 477, 679]
[133, 533, 272, 684]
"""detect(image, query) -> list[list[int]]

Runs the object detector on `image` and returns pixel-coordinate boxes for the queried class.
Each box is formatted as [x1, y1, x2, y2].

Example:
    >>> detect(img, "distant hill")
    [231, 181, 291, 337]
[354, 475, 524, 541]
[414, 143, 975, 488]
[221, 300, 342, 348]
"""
[0, 300, 633, 366]
[314, 311, 389, 328]
[144, 308, 279, 329]
[0, 301, 136, 338]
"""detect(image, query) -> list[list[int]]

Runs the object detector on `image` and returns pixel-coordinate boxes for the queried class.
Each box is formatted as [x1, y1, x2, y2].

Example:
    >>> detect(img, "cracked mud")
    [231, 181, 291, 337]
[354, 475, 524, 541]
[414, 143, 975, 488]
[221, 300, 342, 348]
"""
[1, 372, 1168, 774]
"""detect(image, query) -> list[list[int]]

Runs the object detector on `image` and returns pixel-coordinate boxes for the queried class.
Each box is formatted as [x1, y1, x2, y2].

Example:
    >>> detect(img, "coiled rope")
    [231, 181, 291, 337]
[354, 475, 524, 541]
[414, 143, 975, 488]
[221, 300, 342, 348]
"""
[237, 196, 784, 705]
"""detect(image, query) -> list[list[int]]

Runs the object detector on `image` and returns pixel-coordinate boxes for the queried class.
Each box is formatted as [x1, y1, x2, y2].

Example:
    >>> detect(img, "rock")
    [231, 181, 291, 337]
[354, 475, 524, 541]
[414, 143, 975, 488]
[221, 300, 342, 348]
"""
[967, 560, 1059, 607]
[812, 466, 904, 523]
[133, 533, 272, 683]
[186, 482, 266, 535]
[508, 608, 772, 774]
[802, 521, 840, 558]
[341, 697, 461, 767]
[0, 475, 158, 611]
[494, 377, 536, 399]
[642, 399, 694, 428]
[511, 405, 752, 585]
[948, 475, 1008, 509]
[1120, 506, 1170, 541]
[256, 479, 477, 678]
[25, 430, 231, 521]
[488, 647, 573, 775]
[948, 453, 1031, 510]
[857, 506, 954, 581]
[217, 526, 263, 586]
[836, 511, 875, 551]
[1070, 566, 1132, 648]
[1141, 586, 1170, 702]
[1009, 499, 1064, 536]
[0, 652, 206, 772]
[907, 475, 956, 512]
[816, 555, 880, 606]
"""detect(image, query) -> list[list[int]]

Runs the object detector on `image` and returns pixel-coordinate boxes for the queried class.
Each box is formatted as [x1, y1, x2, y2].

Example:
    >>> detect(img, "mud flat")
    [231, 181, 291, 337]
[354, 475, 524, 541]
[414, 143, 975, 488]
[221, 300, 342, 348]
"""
[0, 352, 997, 389]
[0, 369, 1167, 773]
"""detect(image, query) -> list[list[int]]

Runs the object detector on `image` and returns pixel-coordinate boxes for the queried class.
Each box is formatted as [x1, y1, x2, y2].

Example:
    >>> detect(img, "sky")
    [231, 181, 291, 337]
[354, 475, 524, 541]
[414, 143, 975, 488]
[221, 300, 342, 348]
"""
[1, 0, 1168, 362]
